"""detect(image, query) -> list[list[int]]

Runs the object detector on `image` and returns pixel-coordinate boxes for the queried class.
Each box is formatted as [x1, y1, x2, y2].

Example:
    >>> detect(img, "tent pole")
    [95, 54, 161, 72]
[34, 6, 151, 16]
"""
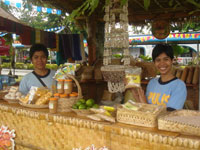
[198, 41, 200, 110]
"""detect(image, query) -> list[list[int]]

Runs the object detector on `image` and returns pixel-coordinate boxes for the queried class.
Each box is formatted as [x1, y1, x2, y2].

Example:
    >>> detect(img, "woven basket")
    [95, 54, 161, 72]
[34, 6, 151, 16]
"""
[19, 102, 48, 109]
[101, 65, 131, 83]
[117, 103, 166, 127]
[0, 91, 8, 100]
[57, 74, 82, 113]
[72, 109, 93, 116]
[3, 98, 19, 104]
[158, 110, 200, 136]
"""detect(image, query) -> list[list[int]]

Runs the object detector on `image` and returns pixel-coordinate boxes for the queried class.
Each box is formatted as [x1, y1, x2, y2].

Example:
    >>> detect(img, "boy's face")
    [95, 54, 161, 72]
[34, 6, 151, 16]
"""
[31, 51, 47, 70]
[154, 52, 173, 75]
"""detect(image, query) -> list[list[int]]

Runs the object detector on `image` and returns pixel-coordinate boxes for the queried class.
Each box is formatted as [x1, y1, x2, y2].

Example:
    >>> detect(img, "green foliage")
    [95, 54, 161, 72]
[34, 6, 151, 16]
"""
[120, 0, 128, 6]
[46, 64, 59, 70]
[0, 63, 11, 68]
[139, 55, 152, 62]
[1, 1, 64, 31]
[168, 0, 174, 7]
[171, 45, 189, 58]
[186, 0, 200, 8]
[69, 0, 99, 22]
[0, 56, 10, 60]
[144, 0, 150, 11]
[0, 63, 58, 70]
[113, 53, 123, 58]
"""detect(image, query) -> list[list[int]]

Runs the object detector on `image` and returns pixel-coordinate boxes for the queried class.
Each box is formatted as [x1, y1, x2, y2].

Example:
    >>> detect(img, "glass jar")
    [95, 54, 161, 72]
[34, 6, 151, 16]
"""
[69, 93, 78, 99]
[60, 94, 68, 98]
[64, 79, 73, 95]
[49, 97, 58, 114]
[54, 93, 60, 99]
[57, 79, 64, 94]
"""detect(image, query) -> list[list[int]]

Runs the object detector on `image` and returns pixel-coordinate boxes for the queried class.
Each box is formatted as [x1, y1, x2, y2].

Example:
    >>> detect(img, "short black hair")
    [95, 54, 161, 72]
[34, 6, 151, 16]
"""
[29, 43, 48, 60]
[152, 44, 174, 61]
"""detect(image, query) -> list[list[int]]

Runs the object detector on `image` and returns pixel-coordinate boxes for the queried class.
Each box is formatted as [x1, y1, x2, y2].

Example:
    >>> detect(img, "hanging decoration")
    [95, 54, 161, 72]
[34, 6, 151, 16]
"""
[152, 20, 170, 39]
[44, 26, 65, 32]
[2, 0, 62, 15]
[101, 0, 131, 93]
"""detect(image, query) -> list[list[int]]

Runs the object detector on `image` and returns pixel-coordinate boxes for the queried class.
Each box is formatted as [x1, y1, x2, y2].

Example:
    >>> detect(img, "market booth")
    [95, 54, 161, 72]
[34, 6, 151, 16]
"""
[0, 1, 200, 150]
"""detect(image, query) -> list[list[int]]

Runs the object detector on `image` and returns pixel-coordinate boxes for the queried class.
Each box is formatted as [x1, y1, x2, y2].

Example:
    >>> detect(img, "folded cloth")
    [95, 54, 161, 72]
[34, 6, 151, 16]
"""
[31, 29, 35, 45]
[0, 17, 5, 31]
[5, 19, 16, 33]
[15, 23, 23, 35]
[20, 26, 32, 45]
[59, 34, 73, 59]
[72, 34, 82, 60]
[47, 32, 56, 48]
[56, 51, 66, 66]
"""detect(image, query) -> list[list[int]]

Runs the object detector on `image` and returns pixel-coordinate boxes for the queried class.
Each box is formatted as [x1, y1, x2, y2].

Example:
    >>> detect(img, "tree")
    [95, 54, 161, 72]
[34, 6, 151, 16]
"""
[0, 1, 64, 31]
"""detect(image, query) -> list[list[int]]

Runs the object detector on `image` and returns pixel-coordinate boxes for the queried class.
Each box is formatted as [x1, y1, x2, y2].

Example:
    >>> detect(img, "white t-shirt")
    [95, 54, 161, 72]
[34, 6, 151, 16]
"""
[19, 69, 56, 95]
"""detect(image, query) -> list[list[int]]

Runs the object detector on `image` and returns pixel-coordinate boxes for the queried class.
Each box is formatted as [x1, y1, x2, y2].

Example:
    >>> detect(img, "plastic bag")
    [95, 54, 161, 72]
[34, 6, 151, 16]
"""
[125, 67, 142, 89]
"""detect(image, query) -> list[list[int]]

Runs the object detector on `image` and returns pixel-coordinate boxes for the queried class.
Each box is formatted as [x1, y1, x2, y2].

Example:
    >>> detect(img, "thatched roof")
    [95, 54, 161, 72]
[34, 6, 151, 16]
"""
[37, 0, 200, 25]
[0, 7, 22, 23]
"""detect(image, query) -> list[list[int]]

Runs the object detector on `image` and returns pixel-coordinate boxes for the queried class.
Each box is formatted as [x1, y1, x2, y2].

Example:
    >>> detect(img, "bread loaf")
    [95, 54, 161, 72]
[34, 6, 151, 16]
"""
[192, 66, 199, 85]
[180, 67, 189, 82]
[175, 69, 182, 79]
[186, 66, 194, 84]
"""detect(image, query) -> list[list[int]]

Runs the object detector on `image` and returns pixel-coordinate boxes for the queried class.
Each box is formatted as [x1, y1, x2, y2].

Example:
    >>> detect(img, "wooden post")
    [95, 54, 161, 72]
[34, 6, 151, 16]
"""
[87, 15, 97, 65]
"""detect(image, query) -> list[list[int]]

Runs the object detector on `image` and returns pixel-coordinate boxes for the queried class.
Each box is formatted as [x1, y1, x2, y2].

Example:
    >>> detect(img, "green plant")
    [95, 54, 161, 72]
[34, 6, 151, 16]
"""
[171, 45, 189, 58]
[139, 55, 152, 62]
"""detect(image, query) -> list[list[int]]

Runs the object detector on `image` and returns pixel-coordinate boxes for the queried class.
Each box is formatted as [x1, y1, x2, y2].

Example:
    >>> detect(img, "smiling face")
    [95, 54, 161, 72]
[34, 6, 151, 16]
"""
[154, 52, 173, 76]
[31, 51, 47, 71]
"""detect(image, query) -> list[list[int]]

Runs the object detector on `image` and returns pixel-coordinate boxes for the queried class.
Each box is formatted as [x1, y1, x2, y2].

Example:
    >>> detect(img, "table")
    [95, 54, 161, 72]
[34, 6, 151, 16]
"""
[0, 101, 200, 150]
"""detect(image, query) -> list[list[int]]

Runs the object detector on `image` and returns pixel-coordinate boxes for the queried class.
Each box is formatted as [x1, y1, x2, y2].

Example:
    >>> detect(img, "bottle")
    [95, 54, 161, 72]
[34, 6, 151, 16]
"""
[57, 79, 64, 94]
[49, 97, 58, 114]
[64, 79, 73, 94]
[51, 79, 57, 94]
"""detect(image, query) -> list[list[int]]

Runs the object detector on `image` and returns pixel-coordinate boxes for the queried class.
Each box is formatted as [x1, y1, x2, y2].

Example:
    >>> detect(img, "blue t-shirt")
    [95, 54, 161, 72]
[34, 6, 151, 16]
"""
[146, 77, 187, 110]
[19, 69, 56, 95]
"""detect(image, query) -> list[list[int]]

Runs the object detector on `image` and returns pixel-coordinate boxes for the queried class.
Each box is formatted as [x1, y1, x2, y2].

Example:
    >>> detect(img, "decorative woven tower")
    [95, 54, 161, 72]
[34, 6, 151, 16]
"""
[101, 0, 130, 93]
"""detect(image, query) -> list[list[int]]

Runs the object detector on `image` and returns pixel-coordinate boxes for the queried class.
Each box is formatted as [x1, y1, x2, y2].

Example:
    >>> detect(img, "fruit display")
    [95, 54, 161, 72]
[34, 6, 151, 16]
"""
[72, 98, 99, 110]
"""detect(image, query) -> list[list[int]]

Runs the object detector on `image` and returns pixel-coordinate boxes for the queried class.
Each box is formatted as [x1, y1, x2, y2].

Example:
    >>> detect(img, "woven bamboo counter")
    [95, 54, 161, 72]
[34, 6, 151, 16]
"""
[0, 101, 200, 150]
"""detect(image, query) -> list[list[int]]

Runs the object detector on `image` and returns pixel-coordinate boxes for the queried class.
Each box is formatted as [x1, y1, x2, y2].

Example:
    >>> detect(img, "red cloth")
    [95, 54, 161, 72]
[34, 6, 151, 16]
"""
[0, 45, 9, 56]
[19, 26, 32, 45]
[0, 17, 6, 31]
[15, 23, 23, 35]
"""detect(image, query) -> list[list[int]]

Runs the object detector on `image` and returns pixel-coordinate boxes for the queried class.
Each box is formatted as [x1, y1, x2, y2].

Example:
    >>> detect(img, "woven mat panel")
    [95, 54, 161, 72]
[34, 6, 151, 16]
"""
[0, 110, 110, 150]
[111, 134, 188, 150]
[110, 127, 200, 150]
[15, 145, 32, 150]
[0, 103, 200, 150]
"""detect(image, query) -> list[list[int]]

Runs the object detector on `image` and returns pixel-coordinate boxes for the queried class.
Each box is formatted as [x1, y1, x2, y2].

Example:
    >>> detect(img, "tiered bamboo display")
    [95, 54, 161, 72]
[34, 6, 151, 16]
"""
[174, 65, 199, 84]
[0, 101, 200, 150]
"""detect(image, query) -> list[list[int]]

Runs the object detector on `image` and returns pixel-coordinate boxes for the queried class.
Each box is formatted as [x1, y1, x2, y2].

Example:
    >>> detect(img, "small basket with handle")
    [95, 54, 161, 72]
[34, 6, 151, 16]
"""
[57, 74, 83, 113]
